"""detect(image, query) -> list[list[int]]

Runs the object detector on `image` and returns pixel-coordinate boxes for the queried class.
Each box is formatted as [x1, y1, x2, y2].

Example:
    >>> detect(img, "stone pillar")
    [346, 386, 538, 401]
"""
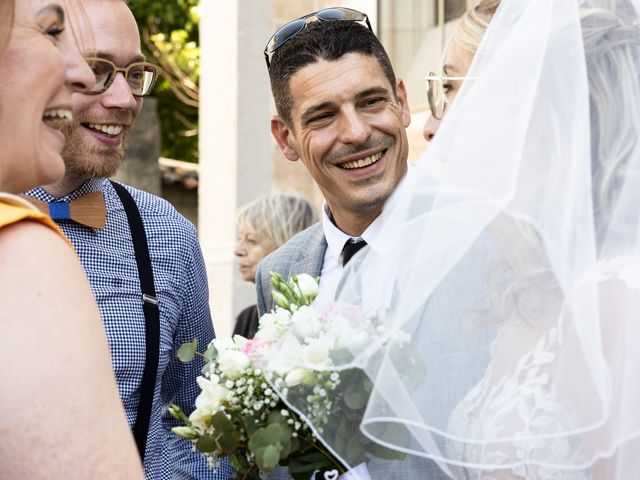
[114, 97, 161, 195]
[199, 0, 273, 338]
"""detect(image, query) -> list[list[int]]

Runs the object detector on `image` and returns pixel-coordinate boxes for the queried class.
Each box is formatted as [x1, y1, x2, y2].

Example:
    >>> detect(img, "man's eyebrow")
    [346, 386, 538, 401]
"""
[37, 4, 65, 21]
[355, 86, 391, 100]
[87, 51, 147, 64]
[301, 101, 335, 123]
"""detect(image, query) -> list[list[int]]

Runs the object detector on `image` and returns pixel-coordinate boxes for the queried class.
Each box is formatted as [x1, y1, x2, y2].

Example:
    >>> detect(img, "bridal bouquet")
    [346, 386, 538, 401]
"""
[171, 273, 405, 479]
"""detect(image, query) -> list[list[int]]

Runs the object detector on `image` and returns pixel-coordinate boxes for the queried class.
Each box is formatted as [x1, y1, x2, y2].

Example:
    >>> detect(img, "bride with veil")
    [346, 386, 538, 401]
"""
[265, 0, 640, 478]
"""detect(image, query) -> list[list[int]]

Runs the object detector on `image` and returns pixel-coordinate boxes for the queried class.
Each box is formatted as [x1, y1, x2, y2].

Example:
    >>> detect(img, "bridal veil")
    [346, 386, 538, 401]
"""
[268, 0, 640, 477]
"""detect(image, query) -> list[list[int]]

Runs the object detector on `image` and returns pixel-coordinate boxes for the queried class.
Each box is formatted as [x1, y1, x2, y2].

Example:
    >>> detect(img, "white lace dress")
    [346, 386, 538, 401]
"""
[444, 257, 640, 479]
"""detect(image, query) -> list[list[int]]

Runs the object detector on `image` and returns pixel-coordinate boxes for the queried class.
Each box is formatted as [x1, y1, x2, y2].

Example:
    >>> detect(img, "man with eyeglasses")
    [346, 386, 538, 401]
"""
[23, 1, 232, 479]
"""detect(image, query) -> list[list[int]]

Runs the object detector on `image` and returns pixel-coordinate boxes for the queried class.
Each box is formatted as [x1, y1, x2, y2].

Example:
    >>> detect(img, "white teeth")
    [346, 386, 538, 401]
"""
[43, 109, 72, 120]
[341, 151, 383, 170]
[88, 123, 124, 136]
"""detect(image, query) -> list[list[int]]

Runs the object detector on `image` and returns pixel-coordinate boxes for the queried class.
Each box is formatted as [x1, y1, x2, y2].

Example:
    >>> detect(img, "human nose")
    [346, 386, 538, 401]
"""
[423, 113, 441, 142]
[339, 108, 372, 145]
[101, 72, 139, 110]
[64, 44, 95, 93]
[234, 241, 246, 257]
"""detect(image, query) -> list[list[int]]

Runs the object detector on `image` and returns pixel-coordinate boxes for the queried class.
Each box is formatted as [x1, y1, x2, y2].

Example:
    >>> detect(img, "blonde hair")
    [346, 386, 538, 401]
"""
[237, 193, 318, 248]
[451, 0, 501, 55]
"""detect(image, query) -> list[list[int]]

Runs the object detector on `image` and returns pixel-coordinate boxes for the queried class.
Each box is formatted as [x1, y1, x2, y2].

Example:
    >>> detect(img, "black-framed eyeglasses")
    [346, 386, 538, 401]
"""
[85, 57, 159, 97]
[425, 72, 467, 120]
[264, 7, 373, 69]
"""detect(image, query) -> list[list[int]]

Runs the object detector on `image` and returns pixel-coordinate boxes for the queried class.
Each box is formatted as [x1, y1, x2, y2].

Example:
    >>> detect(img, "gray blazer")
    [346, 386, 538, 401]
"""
[256, 223, 326, 316]
[255, 221, 455, 479]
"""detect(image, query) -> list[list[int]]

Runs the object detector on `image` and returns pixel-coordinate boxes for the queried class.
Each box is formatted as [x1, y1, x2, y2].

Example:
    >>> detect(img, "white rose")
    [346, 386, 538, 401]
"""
[232, 334, 248, 350]
[213, 336, 237, 353]
[302, 337, 332, 366]
[296, 274, 319, 302]
[337, 328, 370, 352]
[284, 367, 314, 387]
[266, 335, 304, 376]
[258, 312, 276, 329]
[255, 324, 280, 342]
[273, 307, 293, 329]
[189, 407, 213, 431]
[291, 305, 322, 339]
[193, 376, 229, 423]
[217, 349, 250, 380]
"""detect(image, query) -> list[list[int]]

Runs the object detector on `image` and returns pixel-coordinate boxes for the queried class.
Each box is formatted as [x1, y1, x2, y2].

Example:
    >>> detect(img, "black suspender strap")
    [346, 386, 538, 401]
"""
[110, 180, 160, 461]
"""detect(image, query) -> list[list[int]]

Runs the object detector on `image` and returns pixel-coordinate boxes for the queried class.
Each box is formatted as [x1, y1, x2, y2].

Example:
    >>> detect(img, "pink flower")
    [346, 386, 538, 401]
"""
[243, 337, 274, 363]
[322, 301, 362, 326]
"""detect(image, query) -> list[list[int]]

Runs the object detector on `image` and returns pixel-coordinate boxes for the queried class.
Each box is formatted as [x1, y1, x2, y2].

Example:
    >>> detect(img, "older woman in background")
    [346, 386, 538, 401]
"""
[0, 0, 143, 477]
[234, 193, 317, 338]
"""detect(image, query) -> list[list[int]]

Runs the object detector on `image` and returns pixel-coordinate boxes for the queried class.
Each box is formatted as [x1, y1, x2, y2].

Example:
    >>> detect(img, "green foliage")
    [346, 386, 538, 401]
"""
[177, 338, 198, 362]
[196, 435, 218, 453]
[169, 336, 344, 479]
[249, 423, 292, 471]
[128, 0, 200, 163]
[287, 450, 333, 478]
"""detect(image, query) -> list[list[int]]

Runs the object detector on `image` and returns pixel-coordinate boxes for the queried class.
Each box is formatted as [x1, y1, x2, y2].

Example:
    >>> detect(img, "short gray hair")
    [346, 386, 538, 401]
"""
[237, 193, 318, 248]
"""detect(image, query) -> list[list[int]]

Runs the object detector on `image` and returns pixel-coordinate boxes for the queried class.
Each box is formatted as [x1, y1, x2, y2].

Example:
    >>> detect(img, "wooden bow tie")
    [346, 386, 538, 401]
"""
[24, 191, 106, 229]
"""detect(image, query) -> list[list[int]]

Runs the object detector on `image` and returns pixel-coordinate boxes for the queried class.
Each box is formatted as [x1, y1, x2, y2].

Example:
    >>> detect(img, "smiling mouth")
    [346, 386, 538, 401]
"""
[339, 150, 385, 170]
[43, 109, 72, 122]
[83, 122, 124, 137]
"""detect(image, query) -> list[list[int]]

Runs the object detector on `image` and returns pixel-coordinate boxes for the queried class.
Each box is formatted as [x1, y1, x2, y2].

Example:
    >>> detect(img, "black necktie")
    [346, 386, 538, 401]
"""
[340, 238, 367, 266]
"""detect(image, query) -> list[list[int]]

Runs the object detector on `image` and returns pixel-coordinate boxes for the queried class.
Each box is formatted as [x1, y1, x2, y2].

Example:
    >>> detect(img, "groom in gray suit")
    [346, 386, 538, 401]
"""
[257, 11, 495, 479]
[257, 12, 413, 317]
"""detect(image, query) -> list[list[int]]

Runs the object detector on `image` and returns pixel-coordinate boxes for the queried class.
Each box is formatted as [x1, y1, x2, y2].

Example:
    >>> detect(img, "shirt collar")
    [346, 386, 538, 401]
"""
[321, 164, 416, 262]
[24, 178, 105, 203]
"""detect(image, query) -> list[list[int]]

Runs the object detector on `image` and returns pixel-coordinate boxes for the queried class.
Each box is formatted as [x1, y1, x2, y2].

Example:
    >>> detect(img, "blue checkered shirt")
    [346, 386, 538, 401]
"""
[25, 179, 234, 480]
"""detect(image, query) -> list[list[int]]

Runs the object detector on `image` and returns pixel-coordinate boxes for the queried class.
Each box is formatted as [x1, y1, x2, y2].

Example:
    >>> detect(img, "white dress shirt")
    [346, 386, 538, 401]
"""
[313, 165, 417, 312]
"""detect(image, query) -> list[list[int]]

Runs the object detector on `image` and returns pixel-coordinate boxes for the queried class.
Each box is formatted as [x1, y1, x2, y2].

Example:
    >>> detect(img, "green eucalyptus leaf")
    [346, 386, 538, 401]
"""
[218, 430, 241, 454]
[210, 411, 236, 433]
[331, 347, 355, 364]
[267, 409, 287, 426]
[230, 454, 245, 472]
[344, 386, 368, 410]
[346, 436, 364, 464]
[202, 342, 218, 363]
[369, 441, 406, 460]
[262, 445, 281, 469]
[177, 338, 198, 362]
[243, 414, 262, 435]
[195, 435, 218, 453]
[289, 435, 300, 454]
[368, 422, 411, 460]
[248, 428, 269, 451]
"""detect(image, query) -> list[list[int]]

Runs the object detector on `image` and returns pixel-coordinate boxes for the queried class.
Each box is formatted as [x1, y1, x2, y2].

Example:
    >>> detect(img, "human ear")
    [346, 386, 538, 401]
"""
[271, 115, 299, 162]
[395, 79, 412, 128]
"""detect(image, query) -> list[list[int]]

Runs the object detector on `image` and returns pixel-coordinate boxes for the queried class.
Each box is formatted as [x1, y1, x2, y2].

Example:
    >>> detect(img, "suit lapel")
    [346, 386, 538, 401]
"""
[288, 227, 327, 279]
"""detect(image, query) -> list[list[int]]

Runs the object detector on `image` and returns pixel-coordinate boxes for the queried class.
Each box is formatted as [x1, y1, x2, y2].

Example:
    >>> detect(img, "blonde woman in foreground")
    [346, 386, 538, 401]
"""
[0, 0, 143, 477]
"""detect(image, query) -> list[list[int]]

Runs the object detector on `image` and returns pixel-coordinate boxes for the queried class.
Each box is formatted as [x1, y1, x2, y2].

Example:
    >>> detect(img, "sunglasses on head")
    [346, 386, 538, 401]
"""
[85, 57, 159, 97]
[264, 7, 373, 69]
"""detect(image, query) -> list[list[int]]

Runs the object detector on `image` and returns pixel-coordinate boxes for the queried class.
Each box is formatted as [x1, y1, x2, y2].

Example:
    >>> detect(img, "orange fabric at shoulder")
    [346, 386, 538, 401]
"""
[0, 196, 72, 247]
